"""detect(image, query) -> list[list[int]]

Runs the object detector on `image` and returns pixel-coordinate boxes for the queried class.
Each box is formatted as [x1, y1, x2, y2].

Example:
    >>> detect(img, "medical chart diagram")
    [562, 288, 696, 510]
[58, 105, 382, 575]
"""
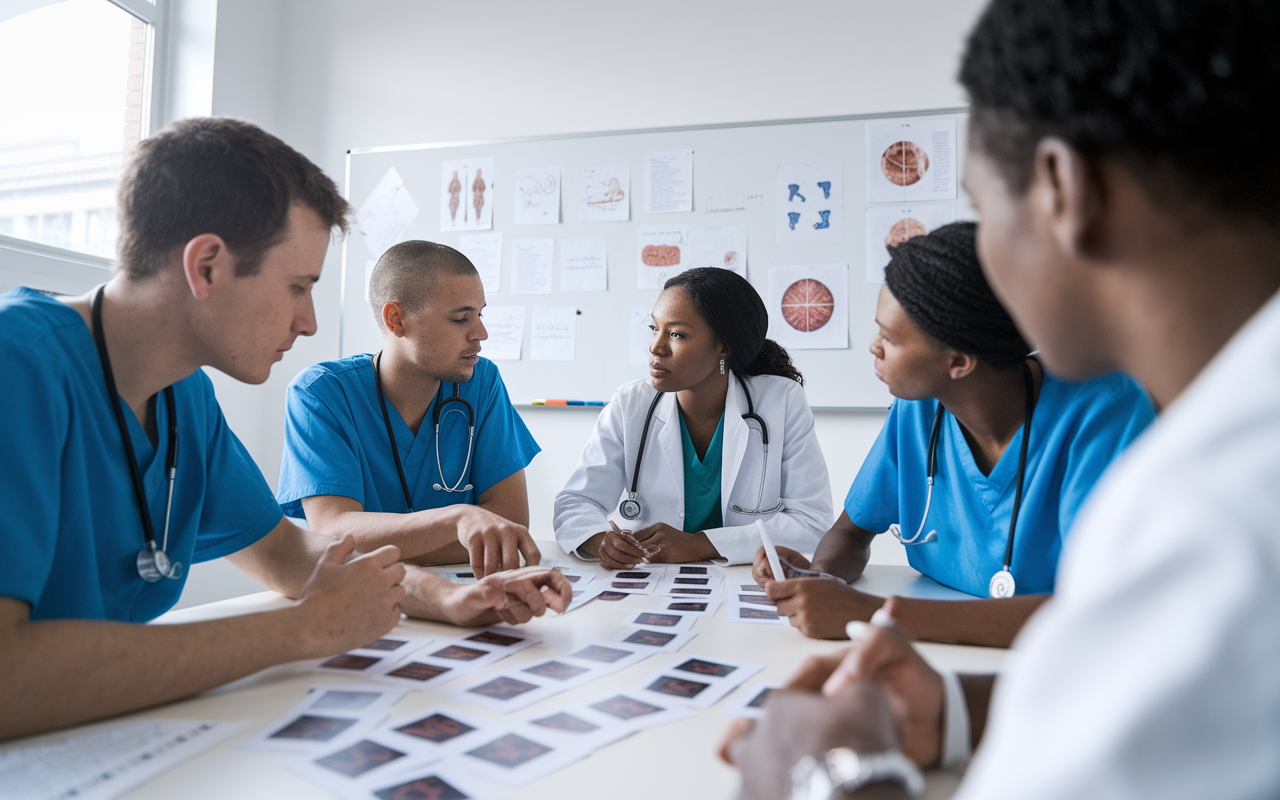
[776, 164, 842, 244]
[515, 165, 561, 225]
[441, 157, 494, 231]
[864, 204, 959, 283]
[767, 264, 849, 350]
[580, 164, 630, 222]
[864, 117, 957, 203]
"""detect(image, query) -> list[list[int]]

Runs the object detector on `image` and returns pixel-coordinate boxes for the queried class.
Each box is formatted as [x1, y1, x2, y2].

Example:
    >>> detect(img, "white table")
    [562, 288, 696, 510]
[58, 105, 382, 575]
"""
[123, 564, 1006, 799]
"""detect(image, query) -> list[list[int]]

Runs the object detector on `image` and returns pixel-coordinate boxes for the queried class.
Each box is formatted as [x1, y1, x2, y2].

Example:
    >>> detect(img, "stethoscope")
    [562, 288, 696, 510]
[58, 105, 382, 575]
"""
[619, 372, 783, 521]
[373, 351, 475, 511]
[893, 359, 1038, 599]
[91, 286, 183, 582]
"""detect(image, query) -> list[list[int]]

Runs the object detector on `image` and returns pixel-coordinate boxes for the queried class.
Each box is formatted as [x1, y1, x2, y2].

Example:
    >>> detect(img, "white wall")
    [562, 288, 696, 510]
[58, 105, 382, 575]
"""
[180, 0, 987, 607]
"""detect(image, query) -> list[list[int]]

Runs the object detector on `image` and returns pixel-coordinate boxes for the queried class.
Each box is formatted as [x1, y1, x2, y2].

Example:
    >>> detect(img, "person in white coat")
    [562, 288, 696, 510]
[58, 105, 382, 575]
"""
[554, 267, 832, 567]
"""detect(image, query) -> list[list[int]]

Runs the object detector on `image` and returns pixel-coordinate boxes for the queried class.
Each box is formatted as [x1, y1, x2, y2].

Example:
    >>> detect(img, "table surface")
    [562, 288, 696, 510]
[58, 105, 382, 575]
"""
[123, 564, 1006, 800]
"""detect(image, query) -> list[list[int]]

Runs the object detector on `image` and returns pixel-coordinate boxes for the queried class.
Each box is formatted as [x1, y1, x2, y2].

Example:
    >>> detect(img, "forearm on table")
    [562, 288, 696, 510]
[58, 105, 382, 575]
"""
[888, 594, 1050, 648]
[810, 513, 875, 582]
[397, 566, 497, 626]
[312, 506, 466, 561]
[0, 604, 319, 741]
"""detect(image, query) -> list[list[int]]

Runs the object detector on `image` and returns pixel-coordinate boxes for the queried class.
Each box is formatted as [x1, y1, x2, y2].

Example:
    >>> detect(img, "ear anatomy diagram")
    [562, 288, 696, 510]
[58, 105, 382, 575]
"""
[448, 171, 462, 222]
[881, 141, 929, 187]
[781, 279, 835, 332]
[581, 164, 631, 222]
[589, 177, 624, 205]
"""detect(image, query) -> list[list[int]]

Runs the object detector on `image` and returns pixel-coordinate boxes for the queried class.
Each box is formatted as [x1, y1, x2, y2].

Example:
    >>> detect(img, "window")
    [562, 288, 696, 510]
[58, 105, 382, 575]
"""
[0, 0, 158, 260]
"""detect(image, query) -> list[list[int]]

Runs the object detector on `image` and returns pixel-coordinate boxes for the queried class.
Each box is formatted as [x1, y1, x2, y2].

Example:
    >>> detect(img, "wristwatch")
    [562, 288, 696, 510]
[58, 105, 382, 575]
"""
[789, 748, 925, 800]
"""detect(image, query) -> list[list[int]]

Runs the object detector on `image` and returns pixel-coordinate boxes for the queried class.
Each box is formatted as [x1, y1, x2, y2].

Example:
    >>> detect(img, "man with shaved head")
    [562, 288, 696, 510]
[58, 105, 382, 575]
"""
[279, 240, 549, 621]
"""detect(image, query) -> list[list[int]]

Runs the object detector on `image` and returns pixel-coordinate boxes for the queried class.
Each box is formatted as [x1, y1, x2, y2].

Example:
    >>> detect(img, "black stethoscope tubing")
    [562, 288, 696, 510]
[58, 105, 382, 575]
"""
[91, 285, 182, 582]
[374, 351, 475, 513]
[619, 372, 780, 520]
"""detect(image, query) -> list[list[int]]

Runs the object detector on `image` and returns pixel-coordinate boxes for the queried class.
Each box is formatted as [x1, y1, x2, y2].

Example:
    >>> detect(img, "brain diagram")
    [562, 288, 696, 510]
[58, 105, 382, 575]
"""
[885, 218, 928, 250]
[880, 141, 930, 186]
[781, 279, 835, 332]
[641, 245, 681, 267]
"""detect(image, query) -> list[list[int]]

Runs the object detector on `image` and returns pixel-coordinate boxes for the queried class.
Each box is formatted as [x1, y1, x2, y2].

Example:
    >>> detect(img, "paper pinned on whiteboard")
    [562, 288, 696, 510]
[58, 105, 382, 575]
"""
[687, 225, 747, 277]
[530, 306, 577, 362]
[580, 165, 630, 222]
[776, 164, 842, 244]
[865, 116, 957, 203]
[512, 238, 555, 294]
[559, 237, 608, 293]
[864, 205, 957, 284]
[441, 157, 494, 231]
[636, 225, 689, 290]
[515, 165, 561, 225]
[644, 149, 693, 214]
[480, 305, 526, 361]
[358, 167, 420, 258]
[458, 233, 503, 292]
[630, 306, 654, 365]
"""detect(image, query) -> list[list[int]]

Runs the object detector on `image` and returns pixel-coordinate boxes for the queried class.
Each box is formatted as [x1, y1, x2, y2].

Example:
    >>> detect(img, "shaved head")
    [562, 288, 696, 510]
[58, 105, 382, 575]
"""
[369, 240, 478, 329]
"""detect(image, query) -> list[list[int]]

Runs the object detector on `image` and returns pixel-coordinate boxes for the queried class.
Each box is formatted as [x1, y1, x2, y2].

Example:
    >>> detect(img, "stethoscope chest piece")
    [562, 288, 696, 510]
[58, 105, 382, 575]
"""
[137, 544, 183, 583]
[619, 497, 641, 520]
[988, 569, 1016, 599]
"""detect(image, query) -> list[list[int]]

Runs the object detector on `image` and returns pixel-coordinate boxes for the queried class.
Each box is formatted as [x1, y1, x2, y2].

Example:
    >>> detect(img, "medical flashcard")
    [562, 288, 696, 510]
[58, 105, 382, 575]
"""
[463, 626, 541, 652]
[630, 306, 654, 365]
[776, 164, 843, 244]
[728, 592, 787, 625]
[315, 637, 434, 676]
[864, 204, 959, 283]
[477, 305, 525, 361]
[581, 692, 696, 731]
[529, 305, 577, 361]
[663, 598, 722, 616]
[289, 731, 444, 794]
[241, 685, 405, 755]
[514, 165, 561, 225]
[457, 729, 593, 788]
[0, 718, 243, 800]
[636, 224, 689, 289]
[630, 610, 696, 631]
[865, 116, 957, 203]
[441, 157, 494, 231]
[511, 238, 554, 294]
[720, 683, 783, 718]
[611, 626, 698, 653]
[580, 164, 630, 222]
[767, 264, 850, 350]
[644, 149, 694, 214]
[350, 765, 505, 800]
[457, 232, 503, 292]
[687, 225, 748, 276]
[520, 710, 631, 753]
[358, 167, 420, 259]
[558, 236, 608, 292]
[602, 577, 657, 595]
[635, 654, 762, 709]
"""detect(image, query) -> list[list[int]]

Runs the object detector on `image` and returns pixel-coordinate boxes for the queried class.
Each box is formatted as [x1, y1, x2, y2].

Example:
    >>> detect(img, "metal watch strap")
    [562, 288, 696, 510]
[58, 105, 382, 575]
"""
[790, 748, 925, 800]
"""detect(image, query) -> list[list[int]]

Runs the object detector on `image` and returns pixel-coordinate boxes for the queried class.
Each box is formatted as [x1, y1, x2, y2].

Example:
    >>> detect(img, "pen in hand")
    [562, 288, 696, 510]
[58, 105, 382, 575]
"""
[610, 520, 660, 564]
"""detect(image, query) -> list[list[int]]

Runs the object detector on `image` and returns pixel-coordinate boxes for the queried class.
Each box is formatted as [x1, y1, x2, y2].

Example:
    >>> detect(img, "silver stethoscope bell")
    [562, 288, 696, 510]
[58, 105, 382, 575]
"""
[137, 544, 183, 583]
[435, 482, 473, 491]
[619, 496, 641, 520]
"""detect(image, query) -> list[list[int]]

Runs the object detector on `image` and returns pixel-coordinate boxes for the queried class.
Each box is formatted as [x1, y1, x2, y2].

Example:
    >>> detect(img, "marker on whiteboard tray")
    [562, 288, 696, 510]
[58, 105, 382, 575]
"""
[530, 399, 606, 406]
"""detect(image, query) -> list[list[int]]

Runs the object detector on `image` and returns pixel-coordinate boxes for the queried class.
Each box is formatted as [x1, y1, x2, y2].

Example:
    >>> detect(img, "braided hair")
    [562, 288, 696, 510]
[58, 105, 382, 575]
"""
[883, 221, 1030, 370]
[663, 268, 804, 385]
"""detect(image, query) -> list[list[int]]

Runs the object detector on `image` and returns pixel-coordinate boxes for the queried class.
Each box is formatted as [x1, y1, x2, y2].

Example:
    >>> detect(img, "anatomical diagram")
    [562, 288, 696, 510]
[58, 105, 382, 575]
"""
[880, 141, 929, 186]
[781, 278, 835, 332]
[448, 171, 462, 222]
[641, 245, 681, 267]
[471, 169, 486, 220]
[885, 218, 928, 249]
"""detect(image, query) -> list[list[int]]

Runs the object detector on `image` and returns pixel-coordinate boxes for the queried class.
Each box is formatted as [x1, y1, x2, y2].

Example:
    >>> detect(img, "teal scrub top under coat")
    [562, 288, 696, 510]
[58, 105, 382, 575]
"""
[679, 411, 725, 533]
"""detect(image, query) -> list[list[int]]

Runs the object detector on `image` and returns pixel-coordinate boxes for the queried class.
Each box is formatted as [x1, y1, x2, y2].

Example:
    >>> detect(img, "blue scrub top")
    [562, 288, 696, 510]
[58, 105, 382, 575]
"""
[0, 288, 284, 623]
[277, 354, 540, 518]
[680, 411, 725, 533]
[845, 371, 1155, 596]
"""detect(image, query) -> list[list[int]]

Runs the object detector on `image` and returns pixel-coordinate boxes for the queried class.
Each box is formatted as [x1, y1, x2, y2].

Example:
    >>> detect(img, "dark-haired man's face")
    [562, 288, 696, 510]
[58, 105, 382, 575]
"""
[964, 143, 1113, 381]
[402, 273, 488, 384]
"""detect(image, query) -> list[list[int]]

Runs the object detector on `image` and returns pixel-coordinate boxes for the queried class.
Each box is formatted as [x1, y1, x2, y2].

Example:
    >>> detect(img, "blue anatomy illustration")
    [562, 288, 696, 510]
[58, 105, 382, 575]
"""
[817, 181, 832, 199]
[813, 210, 831, 230]
[788, 212, 801, 230]
[787, 184, 806, 202]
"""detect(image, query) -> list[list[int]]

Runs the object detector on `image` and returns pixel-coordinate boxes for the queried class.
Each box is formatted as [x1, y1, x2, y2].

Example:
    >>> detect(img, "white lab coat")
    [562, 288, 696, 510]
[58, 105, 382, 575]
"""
[554, 371, 832, 564]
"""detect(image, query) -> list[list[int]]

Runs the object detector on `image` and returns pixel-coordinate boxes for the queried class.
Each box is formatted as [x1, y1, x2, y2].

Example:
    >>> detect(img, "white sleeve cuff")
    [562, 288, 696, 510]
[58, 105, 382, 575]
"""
[939, 666, 972, 768]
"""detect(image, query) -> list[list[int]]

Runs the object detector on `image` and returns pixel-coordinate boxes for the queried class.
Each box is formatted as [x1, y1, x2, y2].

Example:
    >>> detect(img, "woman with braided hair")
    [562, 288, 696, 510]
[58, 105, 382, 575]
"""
[753, 222, 1154, 647]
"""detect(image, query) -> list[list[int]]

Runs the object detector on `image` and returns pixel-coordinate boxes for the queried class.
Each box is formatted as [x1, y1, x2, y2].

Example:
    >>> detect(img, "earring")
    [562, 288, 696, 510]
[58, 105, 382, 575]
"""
[719, 359, 726, 375]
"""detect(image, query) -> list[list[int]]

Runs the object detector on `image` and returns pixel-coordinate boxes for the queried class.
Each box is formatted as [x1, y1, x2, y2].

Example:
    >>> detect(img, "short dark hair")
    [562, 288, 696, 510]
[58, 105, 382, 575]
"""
[960, 0, 1280, 225]
[116, 117, 351, 279]
[663, 268, 803, 384]
[884, 221, 1030, 369]
[368, 240, 478, 330]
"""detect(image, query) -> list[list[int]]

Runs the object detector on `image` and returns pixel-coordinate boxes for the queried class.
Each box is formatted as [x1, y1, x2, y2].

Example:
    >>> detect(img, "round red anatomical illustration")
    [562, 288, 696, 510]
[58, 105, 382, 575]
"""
[641, 245, 681, 267]
[885, 218, 928, 250]
[781, 279, 835, 332]
[880, 141, 929, 186]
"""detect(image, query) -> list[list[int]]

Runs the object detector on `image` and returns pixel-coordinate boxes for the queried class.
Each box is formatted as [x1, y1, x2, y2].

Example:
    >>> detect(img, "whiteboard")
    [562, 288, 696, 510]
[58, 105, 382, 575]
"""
[341, 108, 969, 409]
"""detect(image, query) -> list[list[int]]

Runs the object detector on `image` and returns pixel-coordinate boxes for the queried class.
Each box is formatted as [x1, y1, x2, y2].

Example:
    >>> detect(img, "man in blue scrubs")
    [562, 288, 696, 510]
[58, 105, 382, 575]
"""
[278, 240, 542, 579]
[0, 119, 568, 742]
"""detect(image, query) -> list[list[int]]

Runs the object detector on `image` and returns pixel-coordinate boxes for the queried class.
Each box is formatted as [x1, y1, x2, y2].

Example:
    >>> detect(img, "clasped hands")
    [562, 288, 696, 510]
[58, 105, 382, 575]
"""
[593, 521, 719, 569]
[720, 606, 946, 800]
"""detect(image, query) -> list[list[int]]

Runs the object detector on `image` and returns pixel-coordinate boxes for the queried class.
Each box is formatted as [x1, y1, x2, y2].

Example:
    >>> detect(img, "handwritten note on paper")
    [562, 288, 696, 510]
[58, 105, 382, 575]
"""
[559, 237, 608, 293]
[515, 165, 562, 225]
[531, 306, 577, 362]
[511, 238, 555, 294]
[580, 164, 630, 222]
[630, 306, 655, 365]
[458, 232, 503, 292]
[644, 149, 694, 214]
[358, 167, 420, 258]
[480, 305, 526, 360]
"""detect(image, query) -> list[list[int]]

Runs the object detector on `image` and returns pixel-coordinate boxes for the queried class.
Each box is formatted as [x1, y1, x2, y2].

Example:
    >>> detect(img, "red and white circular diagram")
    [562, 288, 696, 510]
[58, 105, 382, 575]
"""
[641, 244, 681, 267]
[885, 218, 928, 250]
[781, 279, 835, 332]
[881, 141, 930, 186]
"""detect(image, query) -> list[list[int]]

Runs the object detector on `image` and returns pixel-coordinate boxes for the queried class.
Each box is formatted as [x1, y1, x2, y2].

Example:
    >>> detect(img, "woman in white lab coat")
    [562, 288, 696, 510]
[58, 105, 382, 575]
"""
[554, 268, 832, 568]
